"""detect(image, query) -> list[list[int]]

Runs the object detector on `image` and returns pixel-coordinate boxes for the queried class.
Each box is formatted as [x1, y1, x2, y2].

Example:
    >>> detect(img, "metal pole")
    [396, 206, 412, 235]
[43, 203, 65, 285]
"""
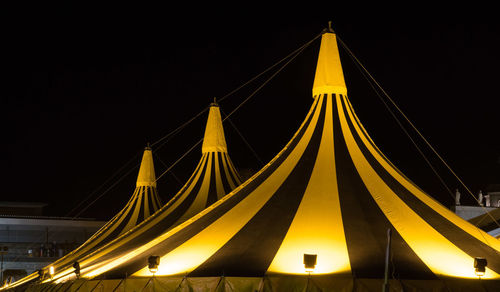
[382, 228, 392, 292]
[1, 252, 3, 284]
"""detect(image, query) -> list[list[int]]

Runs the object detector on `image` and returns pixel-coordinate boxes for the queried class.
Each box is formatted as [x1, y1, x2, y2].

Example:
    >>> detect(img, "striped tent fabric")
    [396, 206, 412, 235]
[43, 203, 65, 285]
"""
[70, 28, 500, 283]
[8, 147, 162, 287]
[17, 102, 243, 286]
[468, 208, 500, 236]
[8, 27, 500, 292]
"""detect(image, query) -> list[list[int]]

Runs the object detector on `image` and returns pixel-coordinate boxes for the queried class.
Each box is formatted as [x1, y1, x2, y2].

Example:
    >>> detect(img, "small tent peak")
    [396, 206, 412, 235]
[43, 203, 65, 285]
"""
[145, 142, 152, 151]
[136, 147, 157, 187]
[202, 104, 227, 153]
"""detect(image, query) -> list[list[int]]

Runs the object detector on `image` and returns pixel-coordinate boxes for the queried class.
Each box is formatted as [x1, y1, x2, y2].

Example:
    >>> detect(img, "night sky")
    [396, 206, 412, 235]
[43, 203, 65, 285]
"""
[2, 9, 499, 220]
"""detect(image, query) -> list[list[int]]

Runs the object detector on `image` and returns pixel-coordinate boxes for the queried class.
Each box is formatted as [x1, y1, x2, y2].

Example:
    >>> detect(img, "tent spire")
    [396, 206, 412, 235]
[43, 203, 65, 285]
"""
[136, 146, 157, 187]
[202, 102, 228, 153]
[312, 23, 346, 97]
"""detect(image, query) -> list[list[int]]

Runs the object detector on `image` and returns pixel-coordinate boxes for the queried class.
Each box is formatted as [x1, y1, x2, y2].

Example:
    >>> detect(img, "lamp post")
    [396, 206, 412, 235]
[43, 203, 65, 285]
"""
[303, 254, 317, 291]
[73, 261, 81, 279]
[0, 246, 8, 284]
[147, 256, 160, 292]
[383, 228, 392, 292]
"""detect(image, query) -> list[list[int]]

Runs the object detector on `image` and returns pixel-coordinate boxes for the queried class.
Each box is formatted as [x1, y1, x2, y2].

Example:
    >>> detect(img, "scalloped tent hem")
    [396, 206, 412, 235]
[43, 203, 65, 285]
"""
[13, 275, 500, 292]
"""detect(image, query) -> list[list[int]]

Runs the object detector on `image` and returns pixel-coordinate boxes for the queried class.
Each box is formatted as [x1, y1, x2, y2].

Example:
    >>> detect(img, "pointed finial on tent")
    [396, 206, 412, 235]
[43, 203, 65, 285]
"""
[145, 142, 151, 151]
[211, 97, 219, 107]
[323, 21, 335, 34]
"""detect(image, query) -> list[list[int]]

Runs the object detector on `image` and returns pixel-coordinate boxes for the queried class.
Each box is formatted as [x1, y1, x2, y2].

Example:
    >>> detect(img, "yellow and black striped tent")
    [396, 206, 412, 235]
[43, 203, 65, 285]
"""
[6, 101, 243, 290]
[10, 27, 500, 292]
[5, 146, 163, 287]
[81, 27, 499, 285]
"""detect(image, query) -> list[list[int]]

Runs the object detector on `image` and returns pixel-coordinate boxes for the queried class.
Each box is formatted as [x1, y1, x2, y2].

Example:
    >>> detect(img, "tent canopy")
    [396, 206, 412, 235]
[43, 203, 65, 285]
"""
[75, 29, 500, 281]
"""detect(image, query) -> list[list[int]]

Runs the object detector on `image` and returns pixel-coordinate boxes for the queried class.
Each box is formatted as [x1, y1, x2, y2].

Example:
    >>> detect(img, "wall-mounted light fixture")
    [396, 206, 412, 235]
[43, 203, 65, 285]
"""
[474, 257, 487, 277]
[303, 254, 317, 273]
[148, 256, 160, 275]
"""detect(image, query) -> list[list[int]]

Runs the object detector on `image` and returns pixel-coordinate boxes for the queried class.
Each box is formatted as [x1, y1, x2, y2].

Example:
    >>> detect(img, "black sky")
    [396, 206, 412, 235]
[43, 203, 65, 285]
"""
[2, 8, 499, 219]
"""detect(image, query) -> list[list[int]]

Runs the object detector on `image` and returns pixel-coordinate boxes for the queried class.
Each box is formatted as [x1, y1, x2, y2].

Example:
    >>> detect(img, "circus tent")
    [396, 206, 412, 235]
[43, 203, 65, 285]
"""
[6, 102, 242, 290]
[7, 146, 163, 286]
[7, 26, 500, 291]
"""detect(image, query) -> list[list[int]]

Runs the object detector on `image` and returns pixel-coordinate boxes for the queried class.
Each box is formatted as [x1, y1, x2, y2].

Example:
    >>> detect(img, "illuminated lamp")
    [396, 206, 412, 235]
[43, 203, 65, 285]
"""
[474, 257, 487, 277]
[48, 266, 55, 279]
[148, 256, 160, 275]
[73, 261, 81, 278]
[303, 254, 317, 273]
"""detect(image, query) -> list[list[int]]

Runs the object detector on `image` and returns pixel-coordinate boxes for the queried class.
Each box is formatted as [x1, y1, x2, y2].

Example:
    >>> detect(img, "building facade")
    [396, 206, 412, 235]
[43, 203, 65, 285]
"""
[0, 202, 105, 283]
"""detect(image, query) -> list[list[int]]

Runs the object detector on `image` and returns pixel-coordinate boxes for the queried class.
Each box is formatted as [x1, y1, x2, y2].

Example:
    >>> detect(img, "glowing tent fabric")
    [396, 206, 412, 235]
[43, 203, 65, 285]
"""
[40, 102, 242, 283]
[72, 29, 500, 282]
[6, 103, 242, 290]
[8, 28, 500, 292]
[54, 146, 163, 264]
[6, 147, 163, 287]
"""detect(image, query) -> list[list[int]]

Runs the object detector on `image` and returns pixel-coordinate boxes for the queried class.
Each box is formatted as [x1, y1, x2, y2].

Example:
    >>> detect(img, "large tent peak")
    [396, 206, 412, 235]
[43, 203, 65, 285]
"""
[312, 29, 347, 97]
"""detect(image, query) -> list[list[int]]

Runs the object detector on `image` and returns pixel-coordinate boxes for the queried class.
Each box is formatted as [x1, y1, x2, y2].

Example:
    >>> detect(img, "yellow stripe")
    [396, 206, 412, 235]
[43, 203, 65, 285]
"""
[268, 94, 351, 275]
[343, 95, 500, 253]
[121, 187, 145, 234]
[79, 154, 210, 272]
[129, 96, 324, 277]
[338, 94, 499, 279]
[49, 188, 141, 281]
[176, 152, 213, 223]
[83, 96, 322, 278]
[213, 152, 225, 199]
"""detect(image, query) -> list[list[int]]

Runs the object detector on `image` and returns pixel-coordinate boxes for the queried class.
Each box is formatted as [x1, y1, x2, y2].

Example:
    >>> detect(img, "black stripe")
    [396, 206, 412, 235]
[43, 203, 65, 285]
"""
[225, 153, 242, 184]
[334, 94, 436, 279]
[148, 186, 157, 215]
[98, 191, 143, 244]
[100, 97, 322, 278]
[206, 152, 219, 207]
[161, 153, 208, 207]
[146, 187, 155, 216]
[153, 188, 162, 210]
[339, 95, 500, 275]
[189, 95, 328, 277]
[88, 153, 212, 275]
[65, 189, 143, 264]
[218, 153, 233, 194]
[53, 158, 207, 278]
[47, 191, 138, 270]
[344, 98, 426, 194]
[137, 186, 146, 223]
